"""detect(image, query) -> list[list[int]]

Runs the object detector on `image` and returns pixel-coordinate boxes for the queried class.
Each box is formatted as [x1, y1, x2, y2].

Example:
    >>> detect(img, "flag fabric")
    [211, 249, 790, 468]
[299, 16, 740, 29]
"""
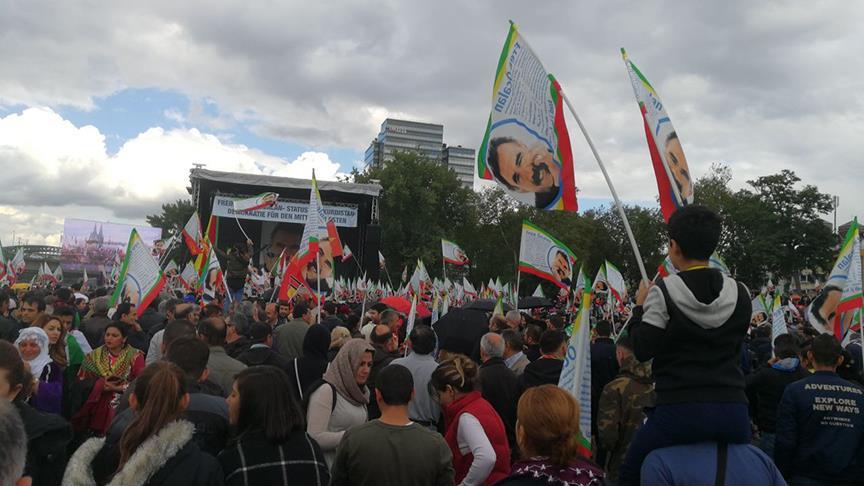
[110, 229, 166, 316]
[179, 262, 198, 292]
[163, 260, 179, 275]
[834, 220, 863, 339]
[401, 266, 408, 283]
[518, 220, 577, 290]
[8, 248, 24, 285]
[771, 294, 788, 343]
[532, 284, 545, 298]
[80, 268, 90, 293]
[463, 277, 478, 298]
[0, 240, 7, 284]
[622, 48, 693, 221]
[341, 244, 353, 262]
[295, 171, 328, 270]
[378, 251, 386, 269]
[594, 264, 608, 291]
[493, 294, 505, 316]
[233, 192, 279, 212]
[182, 211, 203, 255]
[809, 219, 863, 337]
[604, 260, 627, 303]
[752, 296, 768, 320]
[442, 239, 469, 266]
[52, 265, 63, 283]
[477, 22, 577, 211]
[574, 266, 587, 293]
[199, 247, 224, 300]
[327, 221, 343, 258]
[194, 214, 219, 273]
[558, 280, 593, 457]
[406, 293, 420, 341]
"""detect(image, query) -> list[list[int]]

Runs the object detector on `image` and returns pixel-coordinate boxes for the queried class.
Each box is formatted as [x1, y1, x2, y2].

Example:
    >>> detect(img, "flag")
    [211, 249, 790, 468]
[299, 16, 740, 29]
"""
[295, 171, 327, 269]
[752, 295, 768, 321]
[109, 252, 123, 284]
[558, 280, 593, 457]
[0, 240, 7, 284]
[622, 48, 693, 221]
[477, 22, 577, 211]
[8, 248, 24, 285]
[327, 221, 343, 258]
[594, 264, 608, 290]
[53, 265, 63, 283]
[518, 220, 577, 289]
[233, 192, 279, 212]
[463, 277, 477, 298]
[604, 260, 627, 303]
[182, 211, 203, 255]
[809, 219, 863, 337]
[378, 251, 386, 269]
[532, 284, 545, 298]
[771, 294, 788, 343]
[442, 239, 469, 266]
[574, 266, 587, 292]
[493, 294, 505, 316]
[194, 214, 219, 273]
[341, 244, 353, 262]
[179, 262, 198, 292]
[401, 265, 408, 283]
[406, 293, 420, 340]
[80, 268, 90, 293]
[199, 247, 224, 300]
[110, 229, 166, 315]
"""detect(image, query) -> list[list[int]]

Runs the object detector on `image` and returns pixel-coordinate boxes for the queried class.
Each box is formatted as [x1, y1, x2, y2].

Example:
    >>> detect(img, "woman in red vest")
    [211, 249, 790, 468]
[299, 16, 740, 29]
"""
[430, 354, 510, 485]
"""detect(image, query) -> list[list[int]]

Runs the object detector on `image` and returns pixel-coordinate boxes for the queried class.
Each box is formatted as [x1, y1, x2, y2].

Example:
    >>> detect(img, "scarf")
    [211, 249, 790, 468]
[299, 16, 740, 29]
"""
[323, 338, 373, 407]
[81, 345, 139, 379]
[15, 327, 53, 378]
[510, 457, 605, 486]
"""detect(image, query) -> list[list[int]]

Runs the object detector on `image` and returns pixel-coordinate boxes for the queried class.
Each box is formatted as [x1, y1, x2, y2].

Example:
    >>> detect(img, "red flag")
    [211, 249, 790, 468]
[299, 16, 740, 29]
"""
[327, 221, 343, 258]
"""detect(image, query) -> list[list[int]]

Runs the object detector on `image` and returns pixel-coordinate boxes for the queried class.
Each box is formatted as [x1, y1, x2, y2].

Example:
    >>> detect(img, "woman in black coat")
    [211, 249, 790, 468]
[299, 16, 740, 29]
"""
[63, 362, 223, 486]
[219, 366, 330, 486]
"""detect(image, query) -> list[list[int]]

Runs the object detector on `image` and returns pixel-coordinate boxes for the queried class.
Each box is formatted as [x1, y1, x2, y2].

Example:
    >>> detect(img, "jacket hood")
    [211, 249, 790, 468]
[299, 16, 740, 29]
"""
[771, 357, 801, 372]
[664, 273, 740, 329]
[619, 354, 653, 383]
[523, 358, 563, 385]
[242, 347, 272, 366]
[63, 420, 195, 486]
[302, 324, 331, 360]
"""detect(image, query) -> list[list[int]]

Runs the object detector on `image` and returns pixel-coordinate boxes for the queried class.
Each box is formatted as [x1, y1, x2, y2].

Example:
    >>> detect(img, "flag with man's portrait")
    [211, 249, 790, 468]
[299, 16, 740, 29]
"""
[478, 22, 577, 211]
[622, 49, 694, 221]
[518, 220, 576, 290]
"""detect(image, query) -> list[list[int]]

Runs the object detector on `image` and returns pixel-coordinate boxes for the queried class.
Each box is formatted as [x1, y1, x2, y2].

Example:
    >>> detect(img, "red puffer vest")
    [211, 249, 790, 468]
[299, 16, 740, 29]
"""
[443, 390, 511, 485]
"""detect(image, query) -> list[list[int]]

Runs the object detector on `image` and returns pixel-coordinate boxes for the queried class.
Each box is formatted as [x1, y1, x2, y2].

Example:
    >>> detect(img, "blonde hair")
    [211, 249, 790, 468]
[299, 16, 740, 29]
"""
[430, 354, 478, 394]
[330, 326, 351, 350]
[517, 385, 583, 466]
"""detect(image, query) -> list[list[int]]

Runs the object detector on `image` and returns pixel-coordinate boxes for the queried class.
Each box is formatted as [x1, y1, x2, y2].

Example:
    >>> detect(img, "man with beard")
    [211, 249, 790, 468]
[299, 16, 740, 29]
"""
[487, 136, 561, 209]
[664, 132, 693, 203]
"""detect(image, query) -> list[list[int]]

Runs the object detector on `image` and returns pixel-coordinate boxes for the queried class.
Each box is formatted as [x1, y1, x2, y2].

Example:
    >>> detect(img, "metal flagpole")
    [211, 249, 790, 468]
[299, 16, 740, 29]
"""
[561, 93, 649, 282]
[316, 252, 321, 324]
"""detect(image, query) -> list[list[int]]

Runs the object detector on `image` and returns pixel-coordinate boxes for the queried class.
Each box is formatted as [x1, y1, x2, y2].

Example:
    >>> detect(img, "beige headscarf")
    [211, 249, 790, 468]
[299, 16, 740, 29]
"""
[323, 338, 373, 407]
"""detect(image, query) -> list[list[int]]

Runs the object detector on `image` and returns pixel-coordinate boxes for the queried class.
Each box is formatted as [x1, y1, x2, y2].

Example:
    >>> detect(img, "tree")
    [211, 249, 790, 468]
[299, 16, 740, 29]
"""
[146, 199, 196, 235]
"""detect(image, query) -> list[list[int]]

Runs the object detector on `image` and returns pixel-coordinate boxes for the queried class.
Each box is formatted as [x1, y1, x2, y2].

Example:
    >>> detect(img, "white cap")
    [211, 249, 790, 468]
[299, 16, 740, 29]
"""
[74, 293, 89, 303]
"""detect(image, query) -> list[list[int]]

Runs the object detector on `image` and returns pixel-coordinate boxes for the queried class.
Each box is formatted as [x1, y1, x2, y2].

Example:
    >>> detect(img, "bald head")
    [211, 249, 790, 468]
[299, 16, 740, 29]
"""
[371, 323, 397, 352]
[480, 332, 505, 361]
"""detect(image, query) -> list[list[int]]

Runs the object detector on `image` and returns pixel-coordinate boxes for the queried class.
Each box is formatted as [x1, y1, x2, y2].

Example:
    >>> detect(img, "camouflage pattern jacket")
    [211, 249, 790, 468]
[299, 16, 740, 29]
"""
[597, 354, 654, 480]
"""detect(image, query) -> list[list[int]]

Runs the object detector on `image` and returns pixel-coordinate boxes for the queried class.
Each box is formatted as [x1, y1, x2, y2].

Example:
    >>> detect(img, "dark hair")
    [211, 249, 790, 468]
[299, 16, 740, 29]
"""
[196, 318, 227, 346]
[525, 324, 542, 343]
[773, 334, 800, 360]
[616, 332, 634, 351]
[810, 334, 843, 367]
[115, 302, 135, 320]
[323, 302, 337, 315]
[105, 322, 129, 338]
[539, 330, 566, 354]
[487, 136, 517, 190]
[203, 303, 222, 318]
[370, 324, 394, 346]
[809, 286, 842, 325]
[119, 362, 188, 468]
[501, 329, 524, 352]
[595, 320, 612, 337]
[409, 325, 436, 355]
[21, 292, 46, 312]
[234, 366, 304, 441]
[370, 302, 389, 313]
[166, 337, 210, 381]
[549, 315, 565, 331]
[430, 354, 478, 395]
[667, 205, 721, 260]
[34, 314, 68, 367]
[249, 322, 272, 343]
[174, 304, 197, 321]
[377, 364, 413, 406]
[164, 298, 182, 317]
[54, 306, 75, 318]
[163, 320, 195, 351]
[292, 303, 309, 319]
[379, 309, 402, 326]
[0, 341, 33, 401]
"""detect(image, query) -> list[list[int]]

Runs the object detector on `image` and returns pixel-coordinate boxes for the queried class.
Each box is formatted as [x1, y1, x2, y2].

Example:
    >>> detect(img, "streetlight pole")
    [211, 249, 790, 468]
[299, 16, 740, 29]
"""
[834, 195, 840, 234]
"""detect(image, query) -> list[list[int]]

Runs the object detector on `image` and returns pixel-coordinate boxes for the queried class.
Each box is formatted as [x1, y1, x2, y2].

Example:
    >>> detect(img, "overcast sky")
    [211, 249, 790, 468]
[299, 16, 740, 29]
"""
[1, 0, 861, 246]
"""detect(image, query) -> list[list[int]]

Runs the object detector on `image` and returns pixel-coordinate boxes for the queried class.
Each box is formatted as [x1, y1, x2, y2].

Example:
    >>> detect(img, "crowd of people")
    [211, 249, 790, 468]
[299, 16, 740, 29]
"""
[1, 205, 863, 486]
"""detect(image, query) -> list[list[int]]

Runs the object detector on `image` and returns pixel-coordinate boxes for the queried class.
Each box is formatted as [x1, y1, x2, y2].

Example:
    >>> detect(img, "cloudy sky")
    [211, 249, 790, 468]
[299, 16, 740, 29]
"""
[1, 0, 861, 246]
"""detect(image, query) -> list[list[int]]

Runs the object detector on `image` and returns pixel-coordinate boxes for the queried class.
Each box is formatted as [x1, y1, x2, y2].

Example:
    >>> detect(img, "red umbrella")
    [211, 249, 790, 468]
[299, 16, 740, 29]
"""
[379, 295, 432, 318]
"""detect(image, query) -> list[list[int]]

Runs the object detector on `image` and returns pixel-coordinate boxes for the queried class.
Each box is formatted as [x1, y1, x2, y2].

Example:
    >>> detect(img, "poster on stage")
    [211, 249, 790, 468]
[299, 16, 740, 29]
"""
[61, 218, 162, 272]
[477, 22, 577, 211]
[518, 220, 577, 289]
[259, 221, 335, 292]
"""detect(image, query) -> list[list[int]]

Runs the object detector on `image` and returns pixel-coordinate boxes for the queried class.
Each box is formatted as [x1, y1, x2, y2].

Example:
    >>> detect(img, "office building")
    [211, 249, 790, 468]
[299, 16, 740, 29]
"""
[364, 119, 444, 167]
[444, 145, 475, 189]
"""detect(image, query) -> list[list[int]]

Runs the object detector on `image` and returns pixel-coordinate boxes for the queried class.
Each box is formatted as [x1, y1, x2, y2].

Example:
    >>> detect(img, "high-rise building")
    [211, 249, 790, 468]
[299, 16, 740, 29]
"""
[364, 119, 444, 167]
[364, 118, 475, 189]
[444, 145, 475, 189]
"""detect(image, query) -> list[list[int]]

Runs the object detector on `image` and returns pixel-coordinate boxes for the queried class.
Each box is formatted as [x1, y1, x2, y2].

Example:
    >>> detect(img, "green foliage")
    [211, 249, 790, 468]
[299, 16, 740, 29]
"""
[145, 199, 196, 235]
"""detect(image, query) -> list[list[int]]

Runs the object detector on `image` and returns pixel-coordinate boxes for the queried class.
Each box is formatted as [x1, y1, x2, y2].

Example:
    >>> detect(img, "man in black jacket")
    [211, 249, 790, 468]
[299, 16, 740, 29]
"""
[237, 322, 290, 371]
[367, 324, 400, 420]
[620, 205, 752, 486]
[520, 329, 566, 389]
[775, 334, 864, 484]
[479, 332, 520, 455]
[745, 333, 810, 458]
[591, 319, 619, 464]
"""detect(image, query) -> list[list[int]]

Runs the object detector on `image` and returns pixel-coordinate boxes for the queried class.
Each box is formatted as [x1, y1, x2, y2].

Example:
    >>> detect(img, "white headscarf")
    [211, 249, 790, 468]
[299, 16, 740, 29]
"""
[14, 327, 52, 378]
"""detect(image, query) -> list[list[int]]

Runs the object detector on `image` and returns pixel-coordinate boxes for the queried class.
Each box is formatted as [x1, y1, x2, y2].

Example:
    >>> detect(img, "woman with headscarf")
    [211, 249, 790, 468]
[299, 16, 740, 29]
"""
[15, 327, 64, 414]
[306, 338, 374, 467]
[73, 322, 146, 437]
[287, 324, 332, 402]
